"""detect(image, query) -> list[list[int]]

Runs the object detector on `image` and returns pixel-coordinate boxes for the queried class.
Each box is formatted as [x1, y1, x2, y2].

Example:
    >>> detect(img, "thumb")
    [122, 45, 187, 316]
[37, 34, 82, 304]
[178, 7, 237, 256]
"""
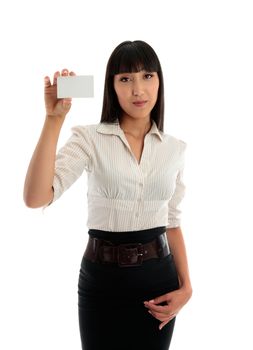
[61, 99, 72, 112]
[62, 98, 72, 107]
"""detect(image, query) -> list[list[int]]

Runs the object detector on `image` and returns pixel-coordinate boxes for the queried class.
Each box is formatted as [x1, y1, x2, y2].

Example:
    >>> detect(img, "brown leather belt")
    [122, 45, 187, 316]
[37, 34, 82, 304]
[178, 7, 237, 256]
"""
[83, 232, 170, 267]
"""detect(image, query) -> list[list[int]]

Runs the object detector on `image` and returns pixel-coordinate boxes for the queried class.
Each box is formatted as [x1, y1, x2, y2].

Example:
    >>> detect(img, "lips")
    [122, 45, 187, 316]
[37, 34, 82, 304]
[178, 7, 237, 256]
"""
[133, 100, 147, 107]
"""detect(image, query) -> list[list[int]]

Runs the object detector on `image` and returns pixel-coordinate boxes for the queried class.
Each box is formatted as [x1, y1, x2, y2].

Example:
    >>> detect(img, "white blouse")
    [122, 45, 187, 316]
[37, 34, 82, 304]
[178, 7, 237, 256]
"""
[47, 118, 187, 232]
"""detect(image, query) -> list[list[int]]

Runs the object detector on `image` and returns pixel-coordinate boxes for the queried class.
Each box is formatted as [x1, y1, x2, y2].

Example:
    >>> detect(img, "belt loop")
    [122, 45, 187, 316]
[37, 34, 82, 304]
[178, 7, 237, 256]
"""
[156, 231, 169, 258]
[92, 237, 100, 263]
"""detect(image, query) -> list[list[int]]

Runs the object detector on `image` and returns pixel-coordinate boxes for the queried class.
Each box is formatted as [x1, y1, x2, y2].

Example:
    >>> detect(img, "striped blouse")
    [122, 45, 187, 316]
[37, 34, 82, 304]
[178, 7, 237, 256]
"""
[47, 118, 187, 232]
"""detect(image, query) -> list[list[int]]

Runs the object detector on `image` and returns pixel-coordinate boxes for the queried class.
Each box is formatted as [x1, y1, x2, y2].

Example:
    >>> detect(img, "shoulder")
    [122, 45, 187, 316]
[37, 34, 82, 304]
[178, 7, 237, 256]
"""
[162, 132, 187, 155]
[70, 122, 101, 138]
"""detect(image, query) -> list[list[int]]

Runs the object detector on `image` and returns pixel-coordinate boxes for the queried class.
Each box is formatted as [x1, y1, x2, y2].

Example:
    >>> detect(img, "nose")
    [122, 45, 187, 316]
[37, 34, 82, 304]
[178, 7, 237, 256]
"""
[132, 79, 144, 97]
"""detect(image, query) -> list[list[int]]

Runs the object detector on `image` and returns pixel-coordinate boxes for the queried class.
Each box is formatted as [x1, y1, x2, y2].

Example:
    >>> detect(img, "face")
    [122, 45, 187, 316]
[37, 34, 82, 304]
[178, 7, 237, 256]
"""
[113, 70, 159, 120]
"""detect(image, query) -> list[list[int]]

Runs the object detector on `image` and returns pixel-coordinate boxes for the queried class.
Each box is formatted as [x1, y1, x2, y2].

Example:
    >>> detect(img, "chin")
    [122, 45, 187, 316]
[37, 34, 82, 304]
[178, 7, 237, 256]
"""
[129, 110, 152, 119]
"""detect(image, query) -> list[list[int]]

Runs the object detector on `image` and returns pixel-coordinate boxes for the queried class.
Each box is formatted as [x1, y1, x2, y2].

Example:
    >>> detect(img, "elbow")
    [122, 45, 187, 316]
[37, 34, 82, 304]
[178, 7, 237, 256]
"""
[24, 201, 42, 209]
[23, 195, 43, 208]
[23, 190, 53, 209]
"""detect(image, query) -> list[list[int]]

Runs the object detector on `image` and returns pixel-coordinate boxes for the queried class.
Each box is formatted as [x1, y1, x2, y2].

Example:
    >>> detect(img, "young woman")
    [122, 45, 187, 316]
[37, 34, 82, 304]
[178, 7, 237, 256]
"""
[23, 40, 192, 350]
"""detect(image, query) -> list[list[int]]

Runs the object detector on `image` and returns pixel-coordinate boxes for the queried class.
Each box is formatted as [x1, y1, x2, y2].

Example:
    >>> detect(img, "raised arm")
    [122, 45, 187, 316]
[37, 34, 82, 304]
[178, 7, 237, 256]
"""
[23, 69, 75, 208]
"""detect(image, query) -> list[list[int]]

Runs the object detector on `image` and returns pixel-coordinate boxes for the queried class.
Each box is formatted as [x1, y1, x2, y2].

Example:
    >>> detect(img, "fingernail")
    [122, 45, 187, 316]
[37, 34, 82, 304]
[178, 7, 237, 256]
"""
[149, 299, 154, 303]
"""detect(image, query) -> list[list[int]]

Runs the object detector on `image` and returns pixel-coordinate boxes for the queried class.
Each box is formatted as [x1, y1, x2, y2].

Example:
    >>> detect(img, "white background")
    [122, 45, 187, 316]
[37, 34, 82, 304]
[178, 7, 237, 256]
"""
[1, 0, 253, 349]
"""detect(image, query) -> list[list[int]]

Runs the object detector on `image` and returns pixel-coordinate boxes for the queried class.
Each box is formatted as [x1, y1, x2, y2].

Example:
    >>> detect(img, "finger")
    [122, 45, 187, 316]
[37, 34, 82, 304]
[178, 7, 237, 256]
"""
[149, 292, 173, 305]
[61, 68, 69, 75]
[44, 76, 51, 87]
[148, 308, 174, 319]
[53, 71, 60, 85]
[145, 303, 171, 314]
[148, 297, 163, 304]
[159, 320, 169, 331]
[148, 310, 170, 321]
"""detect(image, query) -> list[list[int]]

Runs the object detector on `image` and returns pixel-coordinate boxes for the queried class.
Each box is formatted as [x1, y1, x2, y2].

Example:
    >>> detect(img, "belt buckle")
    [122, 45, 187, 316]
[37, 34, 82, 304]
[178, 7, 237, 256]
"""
[117, 243, 144, 267]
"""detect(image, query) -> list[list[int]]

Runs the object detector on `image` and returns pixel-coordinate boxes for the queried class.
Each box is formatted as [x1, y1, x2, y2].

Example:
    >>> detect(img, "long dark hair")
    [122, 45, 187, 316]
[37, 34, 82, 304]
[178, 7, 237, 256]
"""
[100, 40, 165, 132]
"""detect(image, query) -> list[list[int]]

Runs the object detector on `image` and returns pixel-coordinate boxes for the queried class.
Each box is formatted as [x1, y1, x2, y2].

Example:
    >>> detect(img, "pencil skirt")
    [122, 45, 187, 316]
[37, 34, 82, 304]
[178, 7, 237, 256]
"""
[77, 226, 180, 350]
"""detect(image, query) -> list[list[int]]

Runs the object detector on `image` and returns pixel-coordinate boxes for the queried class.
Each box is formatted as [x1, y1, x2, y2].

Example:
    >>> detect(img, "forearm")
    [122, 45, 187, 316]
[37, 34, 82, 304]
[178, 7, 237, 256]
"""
[23, 116, 64, 208]
[166, 227, 192, 292]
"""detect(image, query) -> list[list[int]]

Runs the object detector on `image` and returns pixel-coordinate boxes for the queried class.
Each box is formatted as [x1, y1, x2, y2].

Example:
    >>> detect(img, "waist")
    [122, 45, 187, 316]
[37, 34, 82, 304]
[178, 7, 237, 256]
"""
[88, 226, 167, 243]
[86, 198, 169, 232]
[84, 227, 170, 267]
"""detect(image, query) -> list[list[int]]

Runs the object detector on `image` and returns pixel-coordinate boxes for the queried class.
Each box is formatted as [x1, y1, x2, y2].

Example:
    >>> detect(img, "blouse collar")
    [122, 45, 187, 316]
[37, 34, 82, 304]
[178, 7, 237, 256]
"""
[96, 118, 163, 142]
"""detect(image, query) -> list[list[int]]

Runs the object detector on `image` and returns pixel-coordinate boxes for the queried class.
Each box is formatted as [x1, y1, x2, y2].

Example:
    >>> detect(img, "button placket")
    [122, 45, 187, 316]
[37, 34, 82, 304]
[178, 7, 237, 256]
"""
[135, 175, 144, 219]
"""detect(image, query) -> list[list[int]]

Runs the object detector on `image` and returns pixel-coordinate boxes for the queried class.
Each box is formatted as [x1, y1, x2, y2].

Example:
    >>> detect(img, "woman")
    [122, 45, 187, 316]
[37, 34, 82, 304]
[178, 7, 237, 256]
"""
[23, 40, 192, 350]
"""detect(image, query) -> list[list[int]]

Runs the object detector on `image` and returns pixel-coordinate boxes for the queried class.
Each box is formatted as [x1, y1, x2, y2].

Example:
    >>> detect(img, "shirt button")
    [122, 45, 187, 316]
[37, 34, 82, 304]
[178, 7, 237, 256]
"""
[139, 182, 144, 187]
[135, 212, 139, 218]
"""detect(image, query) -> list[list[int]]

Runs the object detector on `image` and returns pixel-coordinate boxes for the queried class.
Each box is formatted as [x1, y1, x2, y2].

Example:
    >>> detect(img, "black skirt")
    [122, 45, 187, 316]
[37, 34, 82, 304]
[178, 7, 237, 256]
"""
[77, 226, 180, 350]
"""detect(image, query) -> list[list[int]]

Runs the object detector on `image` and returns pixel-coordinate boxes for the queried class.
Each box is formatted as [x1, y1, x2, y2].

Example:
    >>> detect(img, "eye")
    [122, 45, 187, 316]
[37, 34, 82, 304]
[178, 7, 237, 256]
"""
[144, 73, 154, 79]
[119, 76, 130, 82]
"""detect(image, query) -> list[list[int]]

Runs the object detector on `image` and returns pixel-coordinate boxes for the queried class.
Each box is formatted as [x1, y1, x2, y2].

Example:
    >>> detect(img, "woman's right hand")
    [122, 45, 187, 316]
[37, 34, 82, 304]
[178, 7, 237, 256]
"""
[44, 68, 76, 119]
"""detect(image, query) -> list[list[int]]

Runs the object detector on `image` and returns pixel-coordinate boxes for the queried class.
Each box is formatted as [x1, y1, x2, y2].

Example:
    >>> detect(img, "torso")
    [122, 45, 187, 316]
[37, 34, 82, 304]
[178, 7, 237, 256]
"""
[124, 133, 145, 164]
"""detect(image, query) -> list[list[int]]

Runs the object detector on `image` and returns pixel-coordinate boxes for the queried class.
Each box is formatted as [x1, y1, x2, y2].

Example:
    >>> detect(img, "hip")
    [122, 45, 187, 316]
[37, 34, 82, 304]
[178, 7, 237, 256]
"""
[78, 253, 180, 304]
[78, 226, 180, 304]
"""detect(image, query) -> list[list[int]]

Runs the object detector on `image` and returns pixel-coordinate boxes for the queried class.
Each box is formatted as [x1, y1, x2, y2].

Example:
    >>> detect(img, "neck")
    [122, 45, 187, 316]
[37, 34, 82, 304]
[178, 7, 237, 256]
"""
[119, 116, 152, 138]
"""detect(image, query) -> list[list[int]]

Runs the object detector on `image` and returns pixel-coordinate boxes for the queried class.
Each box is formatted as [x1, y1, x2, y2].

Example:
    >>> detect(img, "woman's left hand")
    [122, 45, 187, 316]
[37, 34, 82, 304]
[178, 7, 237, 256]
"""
[143, 286, 192, 330]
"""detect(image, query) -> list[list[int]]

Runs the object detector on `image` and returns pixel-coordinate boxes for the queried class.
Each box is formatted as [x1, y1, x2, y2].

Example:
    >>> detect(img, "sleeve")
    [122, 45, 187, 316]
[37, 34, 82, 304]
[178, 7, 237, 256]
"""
[166, 140, 187, 229]
[44, 125, 93, 208]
